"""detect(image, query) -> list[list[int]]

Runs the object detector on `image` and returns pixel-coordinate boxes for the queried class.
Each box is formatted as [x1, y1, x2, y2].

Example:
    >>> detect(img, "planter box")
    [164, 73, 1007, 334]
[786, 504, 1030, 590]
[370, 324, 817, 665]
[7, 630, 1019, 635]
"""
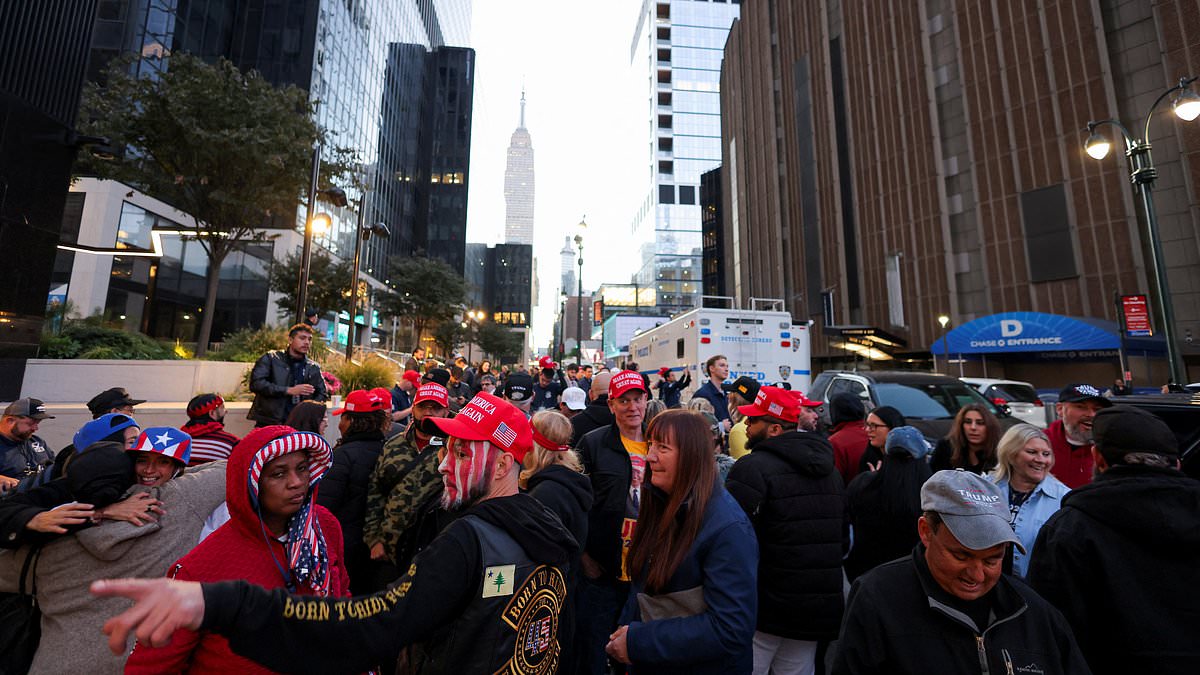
[19, 359, 252, 403]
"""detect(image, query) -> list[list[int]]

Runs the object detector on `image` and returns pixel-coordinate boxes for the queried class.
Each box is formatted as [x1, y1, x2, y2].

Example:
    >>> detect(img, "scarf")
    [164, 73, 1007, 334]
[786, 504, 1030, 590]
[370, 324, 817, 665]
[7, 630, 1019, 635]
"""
[247, 431, 333, 595]
[181, 420, 226, 437]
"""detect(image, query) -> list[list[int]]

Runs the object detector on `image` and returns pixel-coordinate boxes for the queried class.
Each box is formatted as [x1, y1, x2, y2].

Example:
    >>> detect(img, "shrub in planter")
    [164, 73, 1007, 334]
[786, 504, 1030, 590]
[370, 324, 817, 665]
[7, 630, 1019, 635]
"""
[44, 323, 178, 360]
[332, 357, 397, 394]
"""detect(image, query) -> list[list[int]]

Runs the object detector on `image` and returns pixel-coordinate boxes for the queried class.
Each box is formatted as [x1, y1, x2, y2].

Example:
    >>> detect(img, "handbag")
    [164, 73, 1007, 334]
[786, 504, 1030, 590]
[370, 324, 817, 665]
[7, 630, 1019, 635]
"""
[636, 585, 707, 622]
[0, 545, 42, 675]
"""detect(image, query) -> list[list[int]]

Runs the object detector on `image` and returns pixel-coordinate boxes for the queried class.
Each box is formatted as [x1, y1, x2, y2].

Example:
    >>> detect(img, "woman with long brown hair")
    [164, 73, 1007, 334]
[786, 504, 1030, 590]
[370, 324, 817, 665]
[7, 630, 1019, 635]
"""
[930, 403, 1001, 474]
[605, 409, 758, 673]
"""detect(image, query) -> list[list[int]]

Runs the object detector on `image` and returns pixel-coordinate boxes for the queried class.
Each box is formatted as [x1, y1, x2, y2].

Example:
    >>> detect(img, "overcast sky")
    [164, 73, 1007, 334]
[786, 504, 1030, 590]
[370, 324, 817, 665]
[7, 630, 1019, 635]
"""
[466, 0, 647, 349]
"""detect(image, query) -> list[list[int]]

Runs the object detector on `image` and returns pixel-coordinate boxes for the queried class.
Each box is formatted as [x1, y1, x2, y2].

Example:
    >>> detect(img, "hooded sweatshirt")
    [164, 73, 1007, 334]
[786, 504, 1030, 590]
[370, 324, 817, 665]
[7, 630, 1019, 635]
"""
[1027, 464, 1200, 675]
[197, 492, 577, 675]
[0, 461, 226, 675]
[726, 430, 849, 640]
[125, 427, 349, 675]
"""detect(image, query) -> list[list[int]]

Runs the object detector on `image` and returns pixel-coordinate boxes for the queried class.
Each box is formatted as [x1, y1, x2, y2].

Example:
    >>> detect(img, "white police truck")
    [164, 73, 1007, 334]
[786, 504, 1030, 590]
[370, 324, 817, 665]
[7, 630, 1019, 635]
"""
[627, 298, 813, 397]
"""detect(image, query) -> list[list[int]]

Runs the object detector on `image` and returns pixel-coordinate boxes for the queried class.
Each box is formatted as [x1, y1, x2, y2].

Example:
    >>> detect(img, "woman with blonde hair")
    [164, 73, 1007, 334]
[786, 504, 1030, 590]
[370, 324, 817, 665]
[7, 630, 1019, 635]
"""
[523, 409, 593, 672]
[990, 423, 1068, 577]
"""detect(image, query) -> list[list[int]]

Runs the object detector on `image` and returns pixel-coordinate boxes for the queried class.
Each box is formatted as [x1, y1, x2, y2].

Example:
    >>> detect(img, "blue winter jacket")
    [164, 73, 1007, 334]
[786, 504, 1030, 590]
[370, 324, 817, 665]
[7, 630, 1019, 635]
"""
[620, 486, 758, 674]
[691, 380, 730, 424]
[993, 474, 1070, 577]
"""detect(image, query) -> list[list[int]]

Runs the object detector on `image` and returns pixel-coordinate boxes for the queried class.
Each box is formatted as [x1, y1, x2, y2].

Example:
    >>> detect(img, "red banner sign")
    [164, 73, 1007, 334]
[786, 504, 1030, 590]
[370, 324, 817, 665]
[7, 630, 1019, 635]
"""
[1121, 295, 1152, 337]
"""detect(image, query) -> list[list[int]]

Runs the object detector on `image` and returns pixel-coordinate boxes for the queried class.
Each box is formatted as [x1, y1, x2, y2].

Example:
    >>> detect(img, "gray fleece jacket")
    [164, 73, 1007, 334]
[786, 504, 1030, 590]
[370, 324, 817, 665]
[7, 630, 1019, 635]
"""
[0, 460, 226, 675]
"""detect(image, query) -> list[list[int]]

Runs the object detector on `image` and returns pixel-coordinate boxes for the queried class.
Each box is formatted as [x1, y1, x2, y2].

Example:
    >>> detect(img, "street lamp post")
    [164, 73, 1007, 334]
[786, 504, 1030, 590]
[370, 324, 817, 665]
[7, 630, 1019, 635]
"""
[574, 217, 586, 367]
[465, 310, 483, 364]
[344, 195, 389, 359]
[296, 142, 348, 324]
[937, 314, 950, 374]
[1084, 76, 1200, 385]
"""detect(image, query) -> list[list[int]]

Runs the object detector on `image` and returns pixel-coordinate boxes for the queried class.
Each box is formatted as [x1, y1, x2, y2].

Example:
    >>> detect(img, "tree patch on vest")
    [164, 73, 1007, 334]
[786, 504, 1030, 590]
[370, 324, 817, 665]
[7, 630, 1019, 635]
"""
[496, 564, 567, 674]
[484, 564, 516, 597]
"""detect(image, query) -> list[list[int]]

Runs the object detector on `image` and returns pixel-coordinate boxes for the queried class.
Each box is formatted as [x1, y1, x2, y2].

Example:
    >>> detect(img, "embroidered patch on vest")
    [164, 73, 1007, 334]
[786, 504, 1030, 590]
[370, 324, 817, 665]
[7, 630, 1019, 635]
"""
[496, 564, 567, 674]
[483, 564, 516, 598]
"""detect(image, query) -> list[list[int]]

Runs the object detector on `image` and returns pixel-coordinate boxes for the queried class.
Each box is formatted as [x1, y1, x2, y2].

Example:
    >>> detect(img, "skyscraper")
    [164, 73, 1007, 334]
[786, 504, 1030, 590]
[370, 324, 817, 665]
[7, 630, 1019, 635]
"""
[630, 0, 739, 315]
[503, 90, 534, 245]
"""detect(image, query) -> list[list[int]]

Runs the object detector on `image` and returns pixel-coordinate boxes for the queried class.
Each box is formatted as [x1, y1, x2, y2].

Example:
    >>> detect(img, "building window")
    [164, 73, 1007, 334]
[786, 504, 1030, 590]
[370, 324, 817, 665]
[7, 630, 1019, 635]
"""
[885, 253, 905, 327]
[1020, 184, 1077, 282]
[678, 185, 696, 204]
[659, 184, 676, 204]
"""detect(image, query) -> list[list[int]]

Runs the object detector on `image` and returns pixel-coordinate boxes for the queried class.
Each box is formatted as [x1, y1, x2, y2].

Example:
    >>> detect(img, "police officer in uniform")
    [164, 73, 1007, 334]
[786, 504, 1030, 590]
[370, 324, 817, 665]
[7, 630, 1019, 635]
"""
[94, 392, 579, 675]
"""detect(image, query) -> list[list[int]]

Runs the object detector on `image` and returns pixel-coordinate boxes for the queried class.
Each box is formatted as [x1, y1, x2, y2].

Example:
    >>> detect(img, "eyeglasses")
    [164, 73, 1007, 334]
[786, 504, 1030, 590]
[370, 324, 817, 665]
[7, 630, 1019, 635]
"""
[864, 422, 887, 431]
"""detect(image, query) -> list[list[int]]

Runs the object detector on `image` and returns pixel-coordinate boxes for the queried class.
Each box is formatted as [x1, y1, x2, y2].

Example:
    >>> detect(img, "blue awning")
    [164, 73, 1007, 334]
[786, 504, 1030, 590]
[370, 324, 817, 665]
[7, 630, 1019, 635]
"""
[930, 311, 1166, 355]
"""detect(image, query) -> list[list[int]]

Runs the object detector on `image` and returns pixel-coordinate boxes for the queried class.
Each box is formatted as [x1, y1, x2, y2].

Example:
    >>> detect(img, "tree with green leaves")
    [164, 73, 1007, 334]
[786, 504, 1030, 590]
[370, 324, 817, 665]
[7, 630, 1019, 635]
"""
[267, 249, 353, 320]
[377, 256, 467, 346]
[75, 53, 353, 356]
[432, 319, 467, 359]
[474, 321, 525, 363]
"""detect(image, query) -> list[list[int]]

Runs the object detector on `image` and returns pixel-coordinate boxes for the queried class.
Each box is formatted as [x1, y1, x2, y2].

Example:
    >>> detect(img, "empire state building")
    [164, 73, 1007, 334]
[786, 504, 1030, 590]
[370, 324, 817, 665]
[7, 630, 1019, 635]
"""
[503, 91, 534, 245]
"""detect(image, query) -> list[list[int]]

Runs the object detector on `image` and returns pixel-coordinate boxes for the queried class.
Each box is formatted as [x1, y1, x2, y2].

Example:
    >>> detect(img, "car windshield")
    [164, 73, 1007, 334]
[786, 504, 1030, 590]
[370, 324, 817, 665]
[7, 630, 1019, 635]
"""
[875, 382, 1002, 419]
[989, 383, 1039, 404]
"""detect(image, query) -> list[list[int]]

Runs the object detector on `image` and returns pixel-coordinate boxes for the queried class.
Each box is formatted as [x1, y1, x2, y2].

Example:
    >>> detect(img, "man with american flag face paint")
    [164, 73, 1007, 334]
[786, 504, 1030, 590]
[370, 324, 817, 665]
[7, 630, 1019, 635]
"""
[93, 392, 579, 675]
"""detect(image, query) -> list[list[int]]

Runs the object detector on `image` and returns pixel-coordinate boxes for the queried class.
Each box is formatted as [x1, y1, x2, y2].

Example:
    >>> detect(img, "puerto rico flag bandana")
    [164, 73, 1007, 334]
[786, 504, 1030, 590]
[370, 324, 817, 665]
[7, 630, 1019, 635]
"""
[247, 431, 334, 596]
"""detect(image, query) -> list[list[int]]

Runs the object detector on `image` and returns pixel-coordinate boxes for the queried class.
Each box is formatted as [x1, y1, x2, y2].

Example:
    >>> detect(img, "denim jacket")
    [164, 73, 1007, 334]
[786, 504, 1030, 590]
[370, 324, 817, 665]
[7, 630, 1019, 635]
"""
[993, 474, 1069, 577]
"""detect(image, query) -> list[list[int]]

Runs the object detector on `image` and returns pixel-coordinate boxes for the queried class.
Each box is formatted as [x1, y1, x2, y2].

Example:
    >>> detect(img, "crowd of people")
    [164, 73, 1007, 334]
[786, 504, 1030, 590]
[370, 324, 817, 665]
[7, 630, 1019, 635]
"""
[0, 327, 1197, 675]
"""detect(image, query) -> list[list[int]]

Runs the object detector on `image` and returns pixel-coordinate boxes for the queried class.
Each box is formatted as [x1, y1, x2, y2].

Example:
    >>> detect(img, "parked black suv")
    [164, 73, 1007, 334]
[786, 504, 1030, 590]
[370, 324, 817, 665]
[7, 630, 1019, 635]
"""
[809, 370, 1015, 441]
[1114, 393, 1200, 479]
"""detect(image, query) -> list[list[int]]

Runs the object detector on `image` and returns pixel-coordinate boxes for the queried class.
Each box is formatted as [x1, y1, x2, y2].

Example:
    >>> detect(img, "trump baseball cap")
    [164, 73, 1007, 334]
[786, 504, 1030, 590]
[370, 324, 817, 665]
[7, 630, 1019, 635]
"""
[921, 470, 1024, 553]
[430, 392, 534, 461]
[332, 389, 388, 415]
[413, 382, 450, 408]
[401, 370, 421, 385]
[561, 386, 587, 411]
[538, 356, 558, 370]
[609, 370, 647, 399]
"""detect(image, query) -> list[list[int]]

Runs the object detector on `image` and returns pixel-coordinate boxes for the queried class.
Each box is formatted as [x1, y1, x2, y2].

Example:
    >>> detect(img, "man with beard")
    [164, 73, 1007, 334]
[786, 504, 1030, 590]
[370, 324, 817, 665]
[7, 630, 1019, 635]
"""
[180, 394, 240, 465]
[1046, 383, 1111, 489]
[0, 398, 56, 493]
[247, 323, 328, 427]
[726, 387, 848, 675]
[363, 382, 451, 587]
[1028, 405, 1200, 675]
[93, 393, 578, 675]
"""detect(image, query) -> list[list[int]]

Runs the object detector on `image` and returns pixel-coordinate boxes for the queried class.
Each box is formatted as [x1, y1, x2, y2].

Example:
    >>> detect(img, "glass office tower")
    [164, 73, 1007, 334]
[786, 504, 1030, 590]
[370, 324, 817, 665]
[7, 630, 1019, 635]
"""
[630, 0, 739, 315]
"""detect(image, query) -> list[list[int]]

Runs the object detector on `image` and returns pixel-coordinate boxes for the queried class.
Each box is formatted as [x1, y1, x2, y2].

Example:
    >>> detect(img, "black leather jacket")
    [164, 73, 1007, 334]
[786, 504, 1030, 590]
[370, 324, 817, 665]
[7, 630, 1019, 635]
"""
[247, 349, 327, 425]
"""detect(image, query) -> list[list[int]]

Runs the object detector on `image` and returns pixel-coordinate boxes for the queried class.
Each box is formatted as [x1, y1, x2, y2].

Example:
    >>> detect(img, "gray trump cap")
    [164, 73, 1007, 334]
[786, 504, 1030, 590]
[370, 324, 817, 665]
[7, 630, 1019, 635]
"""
[921, 470, 1024, 553]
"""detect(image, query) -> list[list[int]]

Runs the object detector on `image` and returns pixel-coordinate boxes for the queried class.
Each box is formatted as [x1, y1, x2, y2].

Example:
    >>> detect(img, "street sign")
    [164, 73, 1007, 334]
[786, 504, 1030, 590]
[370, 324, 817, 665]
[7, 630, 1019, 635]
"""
[1121, 294, 1152, 337]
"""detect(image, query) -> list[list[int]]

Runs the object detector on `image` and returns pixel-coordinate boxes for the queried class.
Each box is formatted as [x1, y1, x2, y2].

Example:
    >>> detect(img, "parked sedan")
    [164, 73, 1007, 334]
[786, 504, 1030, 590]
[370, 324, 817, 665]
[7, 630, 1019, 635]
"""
[961, 377, 1048, 428]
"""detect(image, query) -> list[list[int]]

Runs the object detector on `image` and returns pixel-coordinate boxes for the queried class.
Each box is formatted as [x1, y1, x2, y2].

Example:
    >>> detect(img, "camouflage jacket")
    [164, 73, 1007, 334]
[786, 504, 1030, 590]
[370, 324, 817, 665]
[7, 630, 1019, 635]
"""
[363, 426, 444, 563]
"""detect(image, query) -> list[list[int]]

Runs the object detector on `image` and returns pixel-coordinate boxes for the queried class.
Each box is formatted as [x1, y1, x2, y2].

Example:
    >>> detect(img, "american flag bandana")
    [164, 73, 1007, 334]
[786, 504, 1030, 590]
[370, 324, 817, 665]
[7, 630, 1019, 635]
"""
[247, 431, 334, 596]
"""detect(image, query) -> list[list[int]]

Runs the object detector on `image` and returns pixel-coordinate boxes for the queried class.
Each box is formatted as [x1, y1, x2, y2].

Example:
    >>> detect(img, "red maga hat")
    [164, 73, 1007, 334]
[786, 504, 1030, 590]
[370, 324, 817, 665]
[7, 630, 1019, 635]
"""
[429, 392, 534, 461]
[332, 389, 388, 415]
[413, 382, 450, 407]
[738, 386, 802, 422]
[609, 370, 647, 399]
[538, 355, 558, 370]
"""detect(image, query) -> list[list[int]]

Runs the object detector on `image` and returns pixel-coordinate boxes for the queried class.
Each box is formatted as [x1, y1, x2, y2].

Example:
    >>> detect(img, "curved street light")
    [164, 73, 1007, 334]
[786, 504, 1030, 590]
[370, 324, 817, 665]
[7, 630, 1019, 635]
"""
[1083, 76, 1198, 385]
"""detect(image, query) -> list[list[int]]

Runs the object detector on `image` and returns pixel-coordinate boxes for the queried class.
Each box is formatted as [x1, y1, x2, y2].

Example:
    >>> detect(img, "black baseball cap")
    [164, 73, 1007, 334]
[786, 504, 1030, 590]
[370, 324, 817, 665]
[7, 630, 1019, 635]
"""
[3, 398, 55, 420]
[1093, 405, 1178, 458]
[1057, 383, 1112, 406]
[503, 372, 534, 402]
[87, 388, 146, 417]
[723, 376, 760, 401]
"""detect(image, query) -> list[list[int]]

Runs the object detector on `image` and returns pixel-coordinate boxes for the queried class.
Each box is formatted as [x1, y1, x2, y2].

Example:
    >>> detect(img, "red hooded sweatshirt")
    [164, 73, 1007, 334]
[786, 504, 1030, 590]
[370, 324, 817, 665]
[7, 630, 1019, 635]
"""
[125, 426, 349, 674]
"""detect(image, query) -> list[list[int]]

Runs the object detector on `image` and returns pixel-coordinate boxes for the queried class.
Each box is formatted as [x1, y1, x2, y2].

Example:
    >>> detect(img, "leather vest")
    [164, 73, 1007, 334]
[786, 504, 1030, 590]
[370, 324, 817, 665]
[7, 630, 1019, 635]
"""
[419, 516, 568, 675]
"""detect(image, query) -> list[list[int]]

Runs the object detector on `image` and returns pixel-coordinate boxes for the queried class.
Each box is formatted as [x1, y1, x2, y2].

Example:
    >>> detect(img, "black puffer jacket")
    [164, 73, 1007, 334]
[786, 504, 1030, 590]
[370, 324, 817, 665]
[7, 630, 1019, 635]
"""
[725, 430, 848, 640]
[569, 395, 613, 447]
[1027, 465, 1200, 675]
[317, 430, 385, 556]
[574, 424, 631, 582]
